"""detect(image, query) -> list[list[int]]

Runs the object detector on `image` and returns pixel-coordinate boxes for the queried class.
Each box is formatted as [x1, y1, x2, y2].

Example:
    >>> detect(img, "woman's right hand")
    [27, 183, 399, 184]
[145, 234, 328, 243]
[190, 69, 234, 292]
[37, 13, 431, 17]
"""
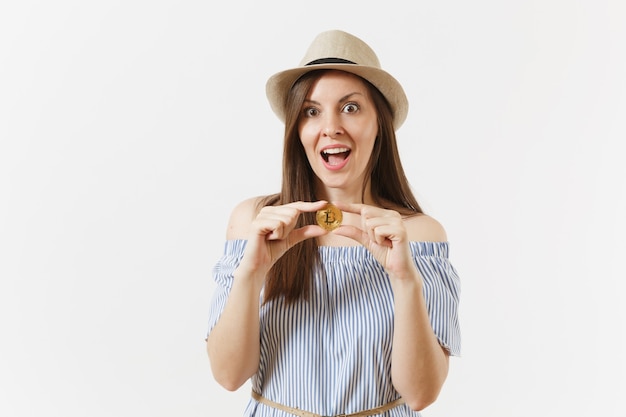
[238, 200, 329, 279]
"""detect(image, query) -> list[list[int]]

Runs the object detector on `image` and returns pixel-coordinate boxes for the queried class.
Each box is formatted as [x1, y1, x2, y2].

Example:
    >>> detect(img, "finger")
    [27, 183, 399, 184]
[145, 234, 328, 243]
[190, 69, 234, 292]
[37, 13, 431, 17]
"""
[366, 222, 379, 247]
[253, 213, 291, 236]
[265, 222, 285, 241]
[258, 206, 300, 222]
[371, 224, 395, 247]
[332, 202, 394, 221]
[256, 206, 308, 239]
[332, 225, 369, 246]
[364, 216, 404, 234]
[331, 201, 366, 215]
[284, 200, 329, 213]
[289, 225, 328, 246]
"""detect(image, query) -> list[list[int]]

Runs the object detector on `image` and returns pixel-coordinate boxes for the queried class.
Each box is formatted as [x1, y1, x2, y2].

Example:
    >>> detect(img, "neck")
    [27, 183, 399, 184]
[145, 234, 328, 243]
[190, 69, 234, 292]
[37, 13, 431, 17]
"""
[315, 181, 374, 205]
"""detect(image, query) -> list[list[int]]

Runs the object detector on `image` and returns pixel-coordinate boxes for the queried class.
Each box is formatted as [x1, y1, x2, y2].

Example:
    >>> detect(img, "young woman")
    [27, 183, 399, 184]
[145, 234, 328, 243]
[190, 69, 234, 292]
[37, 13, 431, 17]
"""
[206, 30, 461, 417]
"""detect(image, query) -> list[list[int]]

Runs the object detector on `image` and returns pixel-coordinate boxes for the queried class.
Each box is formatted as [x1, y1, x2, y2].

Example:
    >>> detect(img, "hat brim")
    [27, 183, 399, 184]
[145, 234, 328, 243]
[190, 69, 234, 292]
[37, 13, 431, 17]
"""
[266, 63, 408, 130]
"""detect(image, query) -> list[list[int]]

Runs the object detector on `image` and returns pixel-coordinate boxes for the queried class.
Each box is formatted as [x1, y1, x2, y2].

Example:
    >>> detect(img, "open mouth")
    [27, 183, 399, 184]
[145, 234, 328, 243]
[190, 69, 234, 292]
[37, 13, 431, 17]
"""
[321, 147, 351, 166]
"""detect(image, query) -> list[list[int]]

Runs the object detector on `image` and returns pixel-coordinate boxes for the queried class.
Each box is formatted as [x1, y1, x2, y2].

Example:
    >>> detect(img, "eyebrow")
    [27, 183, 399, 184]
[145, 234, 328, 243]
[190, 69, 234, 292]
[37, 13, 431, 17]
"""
[303, 92, 364, 106]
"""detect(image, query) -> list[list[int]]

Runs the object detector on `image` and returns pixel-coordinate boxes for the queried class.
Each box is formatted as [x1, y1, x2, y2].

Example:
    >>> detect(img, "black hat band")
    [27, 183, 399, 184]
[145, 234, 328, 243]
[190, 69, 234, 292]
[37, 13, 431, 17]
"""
[305, 57, 357, 66]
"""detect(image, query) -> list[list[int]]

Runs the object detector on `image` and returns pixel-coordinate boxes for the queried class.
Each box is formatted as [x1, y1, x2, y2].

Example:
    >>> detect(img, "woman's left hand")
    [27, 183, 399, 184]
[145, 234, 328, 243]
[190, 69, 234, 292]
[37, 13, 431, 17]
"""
[331, 202, 416, 281]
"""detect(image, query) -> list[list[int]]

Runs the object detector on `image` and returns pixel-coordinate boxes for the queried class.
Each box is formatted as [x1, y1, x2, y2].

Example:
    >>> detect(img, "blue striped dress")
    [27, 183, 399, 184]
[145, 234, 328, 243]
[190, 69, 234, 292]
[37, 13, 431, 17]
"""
[207, 239, 461, 417]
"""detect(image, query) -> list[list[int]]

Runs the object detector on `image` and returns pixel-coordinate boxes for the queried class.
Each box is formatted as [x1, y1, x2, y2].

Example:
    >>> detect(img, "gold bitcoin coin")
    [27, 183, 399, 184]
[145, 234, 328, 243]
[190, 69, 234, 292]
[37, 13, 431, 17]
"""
[316, 203, 343, 231]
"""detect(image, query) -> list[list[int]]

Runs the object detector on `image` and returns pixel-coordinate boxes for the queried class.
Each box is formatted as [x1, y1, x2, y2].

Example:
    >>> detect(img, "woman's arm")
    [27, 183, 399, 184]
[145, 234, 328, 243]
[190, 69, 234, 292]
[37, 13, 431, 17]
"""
[206, 198, 264, 391]
[390, 214, 450, 411]
[332, 204, 450, 410]
[389, 270, 449, 410]
[206, 198, 328, 391]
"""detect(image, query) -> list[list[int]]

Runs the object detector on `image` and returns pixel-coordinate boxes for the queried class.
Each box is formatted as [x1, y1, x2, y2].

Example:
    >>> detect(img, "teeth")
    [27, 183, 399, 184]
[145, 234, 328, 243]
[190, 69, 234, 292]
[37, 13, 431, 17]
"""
[322, 147, 350, 155]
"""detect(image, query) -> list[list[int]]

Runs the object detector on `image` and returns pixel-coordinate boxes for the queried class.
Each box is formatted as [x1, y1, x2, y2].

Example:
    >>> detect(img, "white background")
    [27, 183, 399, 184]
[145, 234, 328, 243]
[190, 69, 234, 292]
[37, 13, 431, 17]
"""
[1, 1, 625, 416]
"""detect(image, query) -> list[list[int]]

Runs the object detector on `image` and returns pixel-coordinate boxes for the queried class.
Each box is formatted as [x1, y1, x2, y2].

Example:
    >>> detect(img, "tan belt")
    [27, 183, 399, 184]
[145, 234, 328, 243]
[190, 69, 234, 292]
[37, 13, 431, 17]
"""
[251, 390, 405, 417]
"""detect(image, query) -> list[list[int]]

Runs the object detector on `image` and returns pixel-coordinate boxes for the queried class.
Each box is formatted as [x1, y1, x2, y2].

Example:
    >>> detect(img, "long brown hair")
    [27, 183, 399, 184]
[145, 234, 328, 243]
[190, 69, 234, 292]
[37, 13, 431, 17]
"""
[260, 70, 422, 303]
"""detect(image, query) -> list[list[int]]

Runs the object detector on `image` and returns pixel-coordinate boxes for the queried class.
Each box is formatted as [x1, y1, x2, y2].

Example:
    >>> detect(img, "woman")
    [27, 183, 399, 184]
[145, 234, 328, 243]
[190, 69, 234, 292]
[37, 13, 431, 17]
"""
[206, 30, 461, 417]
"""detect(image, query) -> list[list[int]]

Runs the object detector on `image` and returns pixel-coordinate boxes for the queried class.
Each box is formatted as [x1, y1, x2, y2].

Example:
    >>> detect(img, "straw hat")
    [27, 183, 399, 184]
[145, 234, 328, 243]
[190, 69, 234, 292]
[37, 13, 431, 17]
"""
[265, 30, 409, 130]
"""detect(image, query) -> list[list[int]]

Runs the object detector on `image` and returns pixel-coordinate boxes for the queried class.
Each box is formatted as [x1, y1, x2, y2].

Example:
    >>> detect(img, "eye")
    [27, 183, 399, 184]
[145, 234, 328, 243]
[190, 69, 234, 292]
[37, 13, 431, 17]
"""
[303, 107, 319, 118]
[342, 102, 360, 113]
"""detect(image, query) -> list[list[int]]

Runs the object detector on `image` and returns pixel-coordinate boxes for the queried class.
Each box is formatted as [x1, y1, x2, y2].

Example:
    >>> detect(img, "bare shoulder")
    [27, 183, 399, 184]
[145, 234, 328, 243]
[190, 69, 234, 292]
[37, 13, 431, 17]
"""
[403, 213, 448, 242]
[225, 195, 267, 240]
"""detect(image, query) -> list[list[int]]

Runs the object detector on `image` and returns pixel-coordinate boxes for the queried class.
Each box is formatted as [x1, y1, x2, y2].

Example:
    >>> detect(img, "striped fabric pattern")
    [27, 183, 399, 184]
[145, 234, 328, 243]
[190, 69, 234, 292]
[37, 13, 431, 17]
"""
[207, 239, 461, 417]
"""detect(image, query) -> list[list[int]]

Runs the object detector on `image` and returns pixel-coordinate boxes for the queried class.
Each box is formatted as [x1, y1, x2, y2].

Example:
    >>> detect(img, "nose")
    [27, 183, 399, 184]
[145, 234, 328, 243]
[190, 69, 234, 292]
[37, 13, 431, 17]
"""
[323, 115, 344, 138]
[324, 127, 341, 137]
